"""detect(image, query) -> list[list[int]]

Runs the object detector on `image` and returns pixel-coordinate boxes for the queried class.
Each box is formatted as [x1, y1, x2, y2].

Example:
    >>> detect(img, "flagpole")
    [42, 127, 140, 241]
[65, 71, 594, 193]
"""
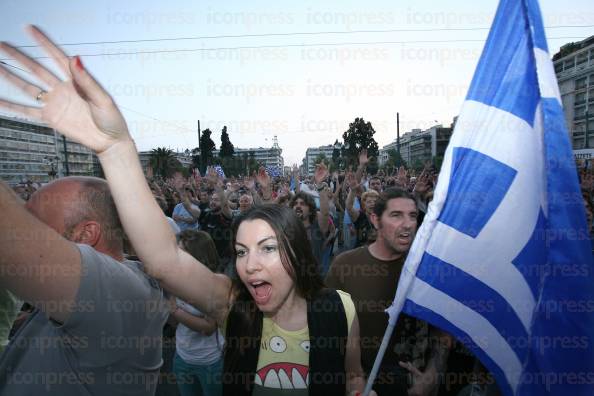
[362, 246, 424, 395]
[362, 322, 396, 396]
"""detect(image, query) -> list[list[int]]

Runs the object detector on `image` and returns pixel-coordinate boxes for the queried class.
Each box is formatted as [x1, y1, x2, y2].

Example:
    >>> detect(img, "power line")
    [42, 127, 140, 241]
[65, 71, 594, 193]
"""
[12, 24, 594, 48]
[0, 60, 195, 144]
[1, 57, 353, 141]
[119, 105, 195, 134]
[0, 36, 588, 60]
[118, 105, 198, 147]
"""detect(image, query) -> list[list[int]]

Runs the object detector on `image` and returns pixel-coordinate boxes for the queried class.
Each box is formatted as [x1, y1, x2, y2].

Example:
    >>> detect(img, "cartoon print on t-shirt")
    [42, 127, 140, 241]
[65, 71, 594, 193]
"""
[255, 335, 310, 389]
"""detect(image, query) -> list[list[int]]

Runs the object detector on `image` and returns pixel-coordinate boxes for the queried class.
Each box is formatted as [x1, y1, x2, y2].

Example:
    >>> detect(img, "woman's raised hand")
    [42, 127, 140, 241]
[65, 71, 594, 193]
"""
[0, 26, 130, 154]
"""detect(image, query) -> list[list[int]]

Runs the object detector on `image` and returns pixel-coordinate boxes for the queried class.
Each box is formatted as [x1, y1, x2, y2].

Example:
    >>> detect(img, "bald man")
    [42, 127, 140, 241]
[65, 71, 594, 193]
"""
[0, 177, 168, 395]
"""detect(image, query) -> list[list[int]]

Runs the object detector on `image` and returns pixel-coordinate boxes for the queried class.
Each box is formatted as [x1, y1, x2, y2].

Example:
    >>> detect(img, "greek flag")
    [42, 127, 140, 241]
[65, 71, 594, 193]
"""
[212, 165, 226, 179]
[387, 1, 594, 395]
[265, 165, 282, 178]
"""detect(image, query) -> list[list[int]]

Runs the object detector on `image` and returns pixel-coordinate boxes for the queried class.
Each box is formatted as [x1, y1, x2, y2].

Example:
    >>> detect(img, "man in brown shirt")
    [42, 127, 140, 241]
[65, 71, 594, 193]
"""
[326, 188, 450, 396]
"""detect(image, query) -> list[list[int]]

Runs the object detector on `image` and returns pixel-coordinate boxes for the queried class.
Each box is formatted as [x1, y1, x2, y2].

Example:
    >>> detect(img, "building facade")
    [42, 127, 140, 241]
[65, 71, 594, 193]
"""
[0, 115, 97, 185]
[379, 125, 453, 167]
[210, 146, 284, 176]
[379, 123, 453, 169]
[57, 136, 96, 178]
[226, 146, 283, 169]
[553, 35, 594, 149]
[139, 136, 284, 176]
[304, 144, 334, 176]
[218, 135, 284, 169]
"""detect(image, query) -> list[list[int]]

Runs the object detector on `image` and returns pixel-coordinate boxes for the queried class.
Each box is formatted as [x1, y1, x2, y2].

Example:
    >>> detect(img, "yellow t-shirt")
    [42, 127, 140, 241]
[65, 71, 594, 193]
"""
[252, 290, 355, 395]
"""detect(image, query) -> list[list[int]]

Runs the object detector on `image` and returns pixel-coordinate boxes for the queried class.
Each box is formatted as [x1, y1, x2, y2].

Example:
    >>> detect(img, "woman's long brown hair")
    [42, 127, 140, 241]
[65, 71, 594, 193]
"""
[224, 204, 325, 374]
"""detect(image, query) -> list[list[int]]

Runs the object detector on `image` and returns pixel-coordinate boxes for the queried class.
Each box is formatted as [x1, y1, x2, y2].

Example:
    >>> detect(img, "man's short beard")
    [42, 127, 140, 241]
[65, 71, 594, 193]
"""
[377, 222, 411, 256]
[386, 239, 409, 255]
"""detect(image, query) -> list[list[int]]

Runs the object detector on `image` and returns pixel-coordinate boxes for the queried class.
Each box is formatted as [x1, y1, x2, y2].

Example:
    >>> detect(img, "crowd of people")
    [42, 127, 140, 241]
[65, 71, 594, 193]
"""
[0, 25, 593, 396]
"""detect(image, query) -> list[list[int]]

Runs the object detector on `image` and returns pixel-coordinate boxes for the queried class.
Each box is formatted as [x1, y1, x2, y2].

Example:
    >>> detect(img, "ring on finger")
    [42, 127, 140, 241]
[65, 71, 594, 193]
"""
[36, 89, 48, 102]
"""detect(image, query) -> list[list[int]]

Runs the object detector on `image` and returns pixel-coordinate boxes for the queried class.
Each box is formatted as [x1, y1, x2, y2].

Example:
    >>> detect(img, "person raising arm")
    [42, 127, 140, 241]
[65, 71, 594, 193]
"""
[0, 26, 231, 324]
[0, 26, 376, 396]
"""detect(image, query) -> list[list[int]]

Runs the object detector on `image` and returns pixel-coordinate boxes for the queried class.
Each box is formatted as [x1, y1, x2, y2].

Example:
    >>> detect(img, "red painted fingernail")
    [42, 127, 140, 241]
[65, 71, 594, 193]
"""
[74, 56, 84, 71]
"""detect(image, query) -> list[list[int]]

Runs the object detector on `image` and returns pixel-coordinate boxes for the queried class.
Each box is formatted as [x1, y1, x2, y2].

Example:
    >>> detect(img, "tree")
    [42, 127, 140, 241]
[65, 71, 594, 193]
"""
[314, 153, 328, 165]
[247, 151, 259, 174]
[412, 158, 425, 171]
[199, 129, 216, 174]
[149, 148, 179, 179]
[382, 148, 407, 171]
[219, 126, 235, 157]
[241, 152, 249, 176]
[432, 155, 444, 172]
[342, 117, 379, 173]
[218, 126, 240, 176]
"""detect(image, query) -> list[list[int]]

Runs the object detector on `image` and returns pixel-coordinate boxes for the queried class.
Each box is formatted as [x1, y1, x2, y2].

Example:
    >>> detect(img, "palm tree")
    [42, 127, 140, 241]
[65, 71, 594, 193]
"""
[149, 148, 177, 179]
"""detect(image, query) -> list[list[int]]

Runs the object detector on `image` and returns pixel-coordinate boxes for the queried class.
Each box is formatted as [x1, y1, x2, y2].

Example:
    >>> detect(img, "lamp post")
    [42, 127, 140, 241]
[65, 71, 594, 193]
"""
[43, 155, 59, 181]
[343, 142, 350, 168]
[333, 141, 343, 171]
[585, 108, 590, 149]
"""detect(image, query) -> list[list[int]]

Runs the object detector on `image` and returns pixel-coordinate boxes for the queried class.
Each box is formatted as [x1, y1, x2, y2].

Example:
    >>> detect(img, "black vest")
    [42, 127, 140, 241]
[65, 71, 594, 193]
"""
[223, 288, 348, 396]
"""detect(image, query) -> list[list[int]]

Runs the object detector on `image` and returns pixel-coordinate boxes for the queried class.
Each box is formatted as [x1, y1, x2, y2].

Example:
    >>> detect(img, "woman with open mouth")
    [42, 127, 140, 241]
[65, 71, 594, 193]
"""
[0, 26, 376, 396]
[225, 204, 371, 395]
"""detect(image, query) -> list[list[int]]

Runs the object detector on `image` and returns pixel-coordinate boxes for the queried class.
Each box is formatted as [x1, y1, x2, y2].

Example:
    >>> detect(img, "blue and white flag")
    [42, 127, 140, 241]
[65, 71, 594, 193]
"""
[265, 165, 282, 178]
[388, 1, 594, 395]
[212, 165, 226, 179]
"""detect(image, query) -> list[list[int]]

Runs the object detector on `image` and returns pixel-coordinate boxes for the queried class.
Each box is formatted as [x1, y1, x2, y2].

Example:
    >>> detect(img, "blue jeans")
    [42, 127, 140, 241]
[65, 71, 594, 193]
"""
[173, 352, 223, 396]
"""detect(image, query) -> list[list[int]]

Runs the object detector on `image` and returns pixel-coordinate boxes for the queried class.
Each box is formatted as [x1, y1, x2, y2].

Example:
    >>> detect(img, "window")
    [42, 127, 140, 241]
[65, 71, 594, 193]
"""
[575, 92, 587, 105]
[576, 106, 587, 116]
[574, 122, 586, 133]
[574, 106, 587, 120]
[576, 77, 587, 90]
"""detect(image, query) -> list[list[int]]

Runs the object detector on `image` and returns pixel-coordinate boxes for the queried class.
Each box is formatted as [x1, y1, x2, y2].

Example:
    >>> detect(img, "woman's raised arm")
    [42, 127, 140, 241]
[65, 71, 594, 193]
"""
[0, 26, 231, 323]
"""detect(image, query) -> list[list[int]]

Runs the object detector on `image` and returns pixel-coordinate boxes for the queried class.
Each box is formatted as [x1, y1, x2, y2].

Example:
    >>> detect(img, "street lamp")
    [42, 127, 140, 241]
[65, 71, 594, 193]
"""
[341, 142, 351, 168]
[333, 141, 344, 171]
[584, 108, 590, 149]
[43, 155, 59, 180]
